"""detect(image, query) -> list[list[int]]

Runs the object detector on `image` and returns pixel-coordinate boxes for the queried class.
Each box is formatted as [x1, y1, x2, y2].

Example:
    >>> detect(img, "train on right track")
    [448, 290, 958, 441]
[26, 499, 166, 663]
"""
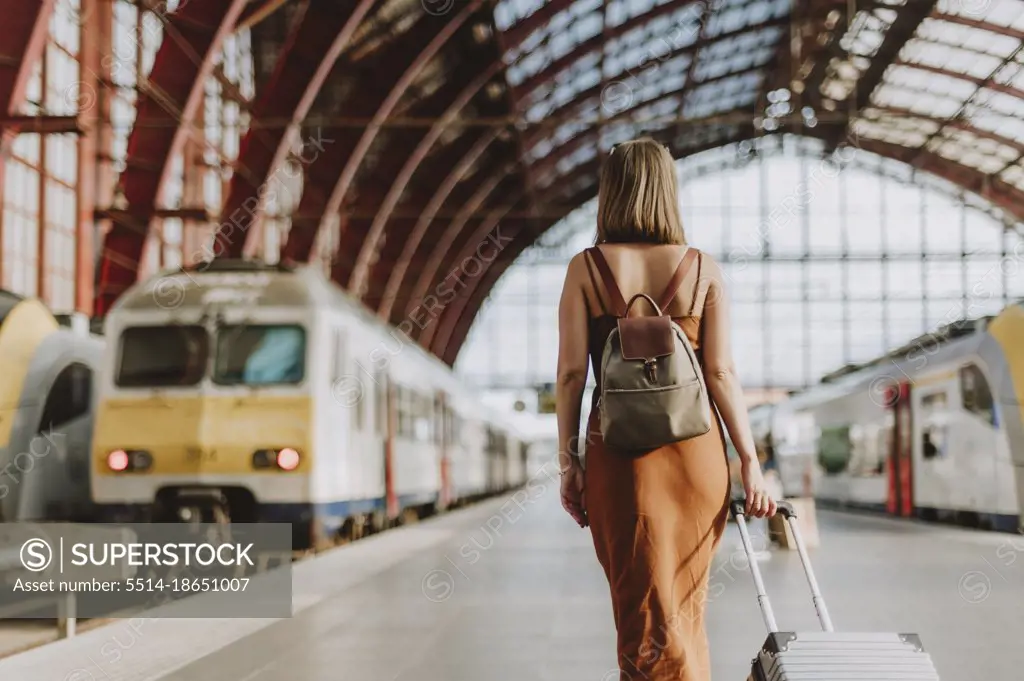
[747, 301, 1024, 532]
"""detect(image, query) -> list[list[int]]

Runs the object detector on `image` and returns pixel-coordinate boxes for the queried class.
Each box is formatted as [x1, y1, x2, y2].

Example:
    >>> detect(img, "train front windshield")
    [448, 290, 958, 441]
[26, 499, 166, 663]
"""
[117, 326, 208, 387]
[213, 324, 306, 386]
[116, 324, 306, 387]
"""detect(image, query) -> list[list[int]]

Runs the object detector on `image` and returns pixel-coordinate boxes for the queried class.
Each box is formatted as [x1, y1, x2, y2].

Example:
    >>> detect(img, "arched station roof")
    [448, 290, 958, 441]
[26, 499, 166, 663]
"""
[51, 0, 1024, 362]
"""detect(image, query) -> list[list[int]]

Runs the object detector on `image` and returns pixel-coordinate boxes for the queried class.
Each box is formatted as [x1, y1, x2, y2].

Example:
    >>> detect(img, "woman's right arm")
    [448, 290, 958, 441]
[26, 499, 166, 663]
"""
[700, 256, 777, 518]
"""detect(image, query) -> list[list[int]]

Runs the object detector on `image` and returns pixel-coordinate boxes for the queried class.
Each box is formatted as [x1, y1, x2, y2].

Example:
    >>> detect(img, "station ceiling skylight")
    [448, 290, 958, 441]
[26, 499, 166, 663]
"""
[491, 0, 1024, 223]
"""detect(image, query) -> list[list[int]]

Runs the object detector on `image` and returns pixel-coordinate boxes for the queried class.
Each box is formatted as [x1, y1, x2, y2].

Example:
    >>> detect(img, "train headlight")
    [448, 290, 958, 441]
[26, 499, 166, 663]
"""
[107, 449, 151, 472]
[108, 450, 129, 472]
[252, 448, 301, 471]
[276, 448, 301, 471]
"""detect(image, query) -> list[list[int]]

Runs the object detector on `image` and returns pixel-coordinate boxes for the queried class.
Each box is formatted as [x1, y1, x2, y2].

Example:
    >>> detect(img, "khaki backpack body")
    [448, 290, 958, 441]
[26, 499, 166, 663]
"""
[587, 246, 712, 452]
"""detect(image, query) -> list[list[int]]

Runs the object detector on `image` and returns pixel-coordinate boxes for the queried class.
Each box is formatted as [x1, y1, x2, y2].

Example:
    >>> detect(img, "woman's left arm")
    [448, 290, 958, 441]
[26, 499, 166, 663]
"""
[556, 254, 591, 468]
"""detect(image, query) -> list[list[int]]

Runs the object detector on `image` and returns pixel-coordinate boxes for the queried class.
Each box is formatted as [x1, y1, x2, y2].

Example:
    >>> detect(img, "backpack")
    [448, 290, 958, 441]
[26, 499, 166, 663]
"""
[586, 246, 712, 451]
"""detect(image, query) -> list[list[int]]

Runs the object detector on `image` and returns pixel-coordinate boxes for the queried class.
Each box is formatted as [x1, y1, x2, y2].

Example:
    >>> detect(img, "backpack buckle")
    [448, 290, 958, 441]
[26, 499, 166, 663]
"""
[644, 359, 658, 383]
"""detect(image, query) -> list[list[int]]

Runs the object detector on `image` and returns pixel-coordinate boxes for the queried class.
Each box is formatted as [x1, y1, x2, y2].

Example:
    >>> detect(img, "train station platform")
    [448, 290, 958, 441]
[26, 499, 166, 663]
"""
[1, 484, 1020, 681]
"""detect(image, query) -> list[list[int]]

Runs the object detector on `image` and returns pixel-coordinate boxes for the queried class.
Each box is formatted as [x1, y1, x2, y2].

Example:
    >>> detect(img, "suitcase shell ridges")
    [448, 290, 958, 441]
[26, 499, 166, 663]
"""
[754, 632, 940, 681]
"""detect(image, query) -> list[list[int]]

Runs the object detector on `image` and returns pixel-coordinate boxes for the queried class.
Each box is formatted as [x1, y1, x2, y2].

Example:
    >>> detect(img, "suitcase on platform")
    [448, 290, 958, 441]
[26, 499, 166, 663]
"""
[730, 499, 941, 681]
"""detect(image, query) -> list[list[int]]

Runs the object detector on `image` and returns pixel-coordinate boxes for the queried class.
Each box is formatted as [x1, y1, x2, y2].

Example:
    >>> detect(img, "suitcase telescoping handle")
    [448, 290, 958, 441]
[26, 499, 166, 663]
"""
[729, 499, 835, 634]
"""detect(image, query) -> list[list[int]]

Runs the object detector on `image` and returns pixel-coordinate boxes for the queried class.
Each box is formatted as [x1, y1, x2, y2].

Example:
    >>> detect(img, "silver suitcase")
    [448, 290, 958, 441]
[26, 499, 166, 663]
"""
[731, 500, 941, 681]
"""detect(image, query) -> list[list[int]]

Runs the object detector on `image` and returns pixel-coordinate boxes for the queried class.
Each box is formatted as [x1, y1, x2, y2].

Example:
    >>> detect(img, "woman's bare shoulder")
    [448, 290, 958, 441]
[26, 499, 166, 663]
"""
[568, 249, 591, 268]
[562, 250, 592, 284]
[692, 248, 723, 276]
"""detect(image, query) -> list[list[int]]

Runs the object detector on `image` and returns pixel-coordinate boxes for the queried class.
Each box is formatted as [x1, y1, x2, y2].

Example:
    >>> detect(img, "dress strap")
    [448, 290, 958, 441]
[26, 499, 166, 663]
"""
[585, 247, 627, 317]
[658, 247, 699, 312]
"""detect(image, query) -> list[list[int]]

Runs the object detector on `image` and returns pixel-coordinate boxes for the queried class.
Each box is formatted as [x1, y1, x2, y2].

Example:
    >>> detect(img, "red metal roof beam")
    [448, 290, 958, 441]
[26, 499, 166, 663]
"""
[0, 0, 54, 114]
[432, 214, 537, 364]
[376, 127, 504, 320]
[349, 60, 505, 301]
[0, 115, 84, 134]
[281, 11, 457, 265]
[315, 1, 486, 285]
[438, 228, 529, 364]
[93, 0, 249, 315]
[0, 0, 55, 285]
[405, 167, 521, 334]
[212, 0, 374, 260]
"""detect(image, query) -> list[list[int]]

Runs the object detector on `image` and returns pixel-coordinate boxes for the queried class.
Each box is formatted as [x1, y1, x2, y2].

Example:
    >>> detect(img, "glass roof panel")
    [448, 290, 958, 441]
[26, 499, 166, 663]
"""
[494, 0, 547, 31]
[936, 0, 1024, 29]
[852, 118, 932, 149]
[860, 108, 941, 134]
[872, 87, 960, 119]
[927, 129, 1019, 174]
[916, 18, 1021, 59]
[975, 89, 1024, 120]
[504, 2, 606, 87]
[603, 118, 643, 147]
[874, 64, 977, 109]
[992, 56, 1024, 91]
[1000, 163, 1024, 191]
[972, 94, 1024, 141]
[902, 40, 1006, 80]
[841, 5, 899, 58]
[683, 70, 763, 118]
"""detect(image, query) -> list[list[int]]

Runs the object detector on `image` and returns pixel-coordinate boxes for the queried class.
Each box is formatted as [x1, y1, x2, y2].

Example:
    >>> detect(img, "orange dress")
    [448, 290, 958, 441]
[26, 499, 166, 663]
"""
[582, 259, 730, 681]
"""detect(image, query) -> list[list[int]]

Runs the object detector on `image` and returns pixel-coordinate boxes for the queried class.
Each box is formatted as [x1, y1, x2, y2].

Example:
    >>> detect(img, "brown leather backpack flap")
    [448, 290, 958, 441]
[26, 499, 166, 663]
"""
[617, 315, 675, 361]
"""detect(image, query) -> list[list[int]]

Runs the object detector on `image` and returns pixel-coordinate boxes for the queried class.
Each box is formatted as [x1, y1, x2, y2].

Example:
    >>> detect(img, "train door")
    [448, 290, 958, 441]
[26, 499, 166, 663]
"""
[436, 391, 451, 510]
[485, 427, 498, 493]
[886, 381, 914, 517]
[380, 372, 398, 521]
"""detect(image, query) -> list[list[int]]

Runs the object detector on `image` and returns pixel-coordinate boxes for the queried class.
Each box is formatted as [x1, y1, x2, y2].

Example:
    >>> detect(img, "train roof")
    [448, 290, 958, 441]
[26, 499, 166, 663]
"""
[111, 260, 337, 311]
[779, 303, 1024, 411]
[112, 259, 434, 352]
[0, 288, 25, 328]
[819, 315, 993, 384]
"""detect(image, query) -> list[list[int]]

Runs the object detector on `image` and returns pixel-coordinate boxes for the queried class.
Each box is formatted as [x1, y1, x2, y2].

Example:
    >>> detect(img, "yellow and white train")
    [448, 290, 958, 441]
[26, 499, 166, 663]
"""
[90, 261, 528, 549]
[0, 291, 103, 522]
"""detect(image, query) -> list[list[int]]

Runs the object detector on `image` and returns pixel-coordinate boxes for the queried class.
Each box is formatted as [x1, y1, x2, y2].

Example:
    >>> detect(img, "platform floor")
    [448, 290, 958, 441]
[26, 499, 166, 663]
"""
[3, 485, 1022, 681]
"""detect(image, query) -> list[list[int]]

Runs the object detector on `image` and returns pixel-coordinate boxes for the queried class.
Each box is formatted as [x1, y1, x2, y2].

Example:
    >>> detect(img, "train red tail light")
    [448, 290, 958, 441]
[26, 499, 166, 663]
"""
[276, 448, 301, 471]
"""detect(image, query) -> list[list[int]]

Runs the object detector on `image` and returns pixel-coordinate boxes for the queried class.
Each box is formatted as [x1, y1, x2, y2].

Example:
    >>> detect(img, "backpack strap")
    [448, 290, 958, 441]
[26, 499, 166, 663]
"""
[658, 247, 700, 312]
[689, 250, 705, 316]
[585, 247, 627, 317]
[583, 252, 607, 316]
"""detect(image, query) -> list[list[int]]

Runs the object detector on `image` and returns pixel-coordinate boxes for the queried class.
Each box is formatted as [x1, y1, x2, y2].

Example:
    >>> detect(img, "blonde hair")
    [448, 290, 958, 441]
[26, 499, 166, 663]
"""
[596, 138, 686, 245]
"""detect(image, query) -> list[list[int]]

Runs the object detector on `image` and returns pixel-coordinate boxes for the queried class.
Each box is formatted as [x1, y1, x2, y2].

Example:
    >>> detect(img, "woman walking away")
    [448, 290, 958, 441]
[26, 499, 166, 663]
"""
[555, 138, 777, 681]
